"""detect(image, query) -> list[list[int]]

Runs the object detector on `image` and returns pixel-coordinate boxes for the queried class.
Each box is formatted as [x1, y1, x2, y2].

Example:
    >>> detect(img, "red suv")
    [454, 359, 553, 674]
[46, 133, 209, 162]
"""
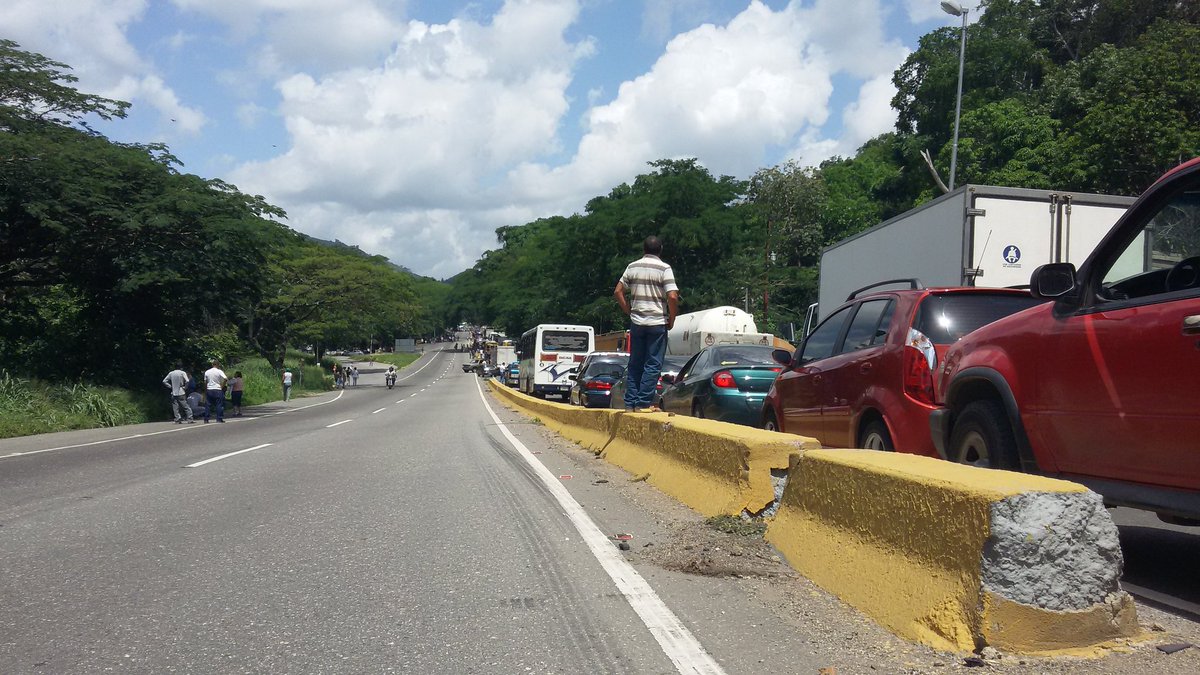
[930, 158, 1200, 522]
[761, 282, 1043, 454]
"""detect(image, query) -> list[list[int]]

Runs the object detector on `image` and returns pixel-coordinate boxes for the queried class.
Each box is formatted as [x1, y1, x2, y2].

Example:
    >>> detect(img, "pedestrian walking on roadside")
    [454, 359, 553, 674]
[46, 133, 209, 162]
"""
[162, 363, 194, 424]
[282, 367, 293, 401]
[203, 359, 229, 423]
[614, 235, 679, 412]
[350, 365, 359, 387]
[229, 370, 245, 417]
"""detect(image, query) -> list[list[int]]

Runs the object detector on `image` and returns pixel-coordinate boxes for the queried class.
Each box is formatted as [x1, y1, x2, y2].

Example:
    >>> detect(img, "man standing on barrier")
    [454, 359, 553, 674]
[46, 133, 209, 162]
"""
[613, 235, 679, 412]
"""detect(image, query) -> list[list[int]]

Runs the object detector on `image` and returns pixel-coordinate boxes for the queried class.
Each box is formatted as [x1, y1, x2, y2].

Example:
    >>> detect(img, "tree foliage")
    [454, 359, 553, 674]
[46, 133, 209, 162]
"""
[0, 41, 430, 387]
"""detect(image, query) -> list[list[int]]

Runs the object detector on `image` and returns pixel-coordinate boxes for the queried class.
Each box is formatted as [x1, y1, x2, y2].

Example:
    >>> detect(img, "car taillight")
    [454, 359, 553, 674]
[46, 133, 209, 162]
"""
[585, 381, 612, 390]
[712, 371, 737, 389]
[903, 328, 937, 405]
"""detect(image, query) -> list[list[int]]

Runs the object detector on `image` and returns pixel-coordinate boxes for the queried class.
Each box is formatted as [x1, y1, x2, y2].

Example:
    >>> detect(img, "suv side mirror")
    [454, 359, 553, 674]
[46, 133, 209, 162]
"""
[1031, 263, 1078, 300]
[771, 348, 793, 367]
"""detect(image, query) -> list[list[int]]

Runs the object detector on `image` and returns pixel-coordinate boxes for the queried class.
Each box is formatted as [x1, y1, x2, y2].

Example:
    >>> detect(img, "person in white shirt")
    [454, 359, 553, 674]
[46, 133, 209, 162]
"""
[162, 363, 194, 423]
[282, 368, 294, 401]
[613, 235, 679, 411]
[203, 360, 229, 423]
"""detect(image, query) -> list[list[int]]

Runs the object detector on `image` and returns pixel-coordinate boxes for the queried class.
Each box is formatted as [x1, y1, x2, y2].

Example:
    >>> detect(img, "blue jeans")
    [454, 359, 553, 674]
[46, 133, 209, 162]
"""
[624, 323, 668, 409]
[205, 390, 225, 421]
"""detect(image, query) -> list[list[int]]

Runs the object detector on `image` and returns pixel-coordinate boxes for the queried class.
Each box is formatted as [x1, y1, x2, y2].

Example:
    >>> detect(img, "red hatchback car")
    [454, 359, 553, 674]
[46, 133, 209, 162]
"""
[761, 282, 1044, 454]
[930, 158, 1200, 522]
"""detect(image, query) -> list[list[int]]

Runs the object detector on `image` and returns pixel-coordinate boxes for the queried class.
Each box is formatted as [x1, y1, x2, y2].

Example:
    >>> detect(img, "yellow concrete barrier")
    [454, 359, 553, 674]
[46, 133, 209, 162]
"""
[765, 449, 1140, 655]
[487, 380, 816, 516]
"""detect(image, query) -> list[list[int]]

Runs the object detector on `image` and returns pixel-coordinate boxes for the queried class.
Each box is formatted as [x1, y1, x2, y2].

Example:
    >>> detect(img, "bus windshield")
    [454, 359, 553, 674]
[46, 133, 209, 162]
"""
[541, 330, 590, 352]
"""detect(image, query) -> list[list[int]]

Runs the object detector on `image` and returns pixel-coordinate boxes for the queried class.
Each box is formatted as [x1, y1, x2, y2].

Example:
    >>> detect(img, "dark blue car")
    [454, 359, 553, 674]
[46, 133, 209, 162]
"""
[568, 353, 628, 407]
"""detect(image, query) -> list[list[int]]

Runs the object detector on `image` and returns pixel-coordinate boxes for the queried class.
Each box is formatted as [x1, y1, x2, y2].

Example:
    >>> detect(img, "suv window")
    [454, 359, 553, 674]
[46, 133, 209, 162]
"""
[1101, 185, 1200, 298]
[801, 305, 851, 363]
[839, 299, 894, 354]
[913, 294, 1044, 344]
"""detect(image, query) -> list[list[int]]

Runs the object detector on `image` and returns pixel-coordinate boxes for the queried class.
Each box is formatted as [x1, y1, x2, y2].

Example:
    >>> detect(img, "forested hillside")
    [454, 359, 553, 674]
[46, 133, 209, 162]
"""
[0, 40, 439, 388]
[442, 0, 1200, 338]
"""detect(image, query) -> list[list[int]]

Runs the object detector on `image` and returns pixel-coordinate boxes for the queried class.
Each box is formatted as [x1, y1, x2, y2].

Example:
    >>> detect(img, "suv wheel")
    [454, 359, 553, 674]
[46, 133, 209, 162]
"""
[762, 410, 780, 432]
[949, 400, 1019, 470]
[858, 419, 894, 451]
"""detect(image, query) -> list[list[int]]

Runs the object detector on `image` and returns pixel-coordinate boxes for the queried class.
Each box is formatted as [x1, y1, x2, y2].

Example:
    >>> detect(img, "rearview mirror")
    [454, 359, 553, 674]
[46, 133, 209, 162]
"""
[660, 373, 676, 385]
[771, 348, 792, 367]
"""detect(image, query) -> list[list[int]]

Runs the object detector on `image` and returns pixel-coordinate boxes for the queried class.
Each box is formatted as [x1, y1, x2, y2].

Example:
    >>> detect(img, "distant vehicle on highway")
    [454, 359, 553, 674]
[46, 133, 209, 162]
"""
[503, 362, 520, 388]
[567, 353, 628, 408]
[517, 324, 594, 398]
[930, 157, 1200, 523]
[660, 344, 779, 427]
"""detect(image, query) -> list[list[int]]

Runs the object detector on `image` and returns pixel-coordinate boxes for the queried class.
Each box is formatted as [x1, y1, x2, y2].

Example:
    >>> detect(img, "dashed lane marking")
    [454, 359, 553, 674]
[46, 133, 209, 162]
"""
[186, 443, 272, 468]
[325, 419, 353, 428]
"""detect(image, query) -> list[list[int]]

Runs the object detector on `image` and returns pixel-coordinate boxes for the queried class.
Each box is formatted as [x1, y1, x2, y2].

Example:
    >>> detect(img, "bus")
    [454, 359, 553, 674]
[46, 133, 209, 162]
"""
[517, 324, 595, 398]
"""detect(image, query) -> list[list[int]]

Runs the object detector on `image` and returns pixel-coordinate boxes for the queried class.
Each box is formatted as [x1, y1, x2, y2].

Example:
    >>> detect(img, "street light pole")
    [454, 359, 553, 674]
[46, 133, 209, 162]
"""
[941, 1, 969, 191]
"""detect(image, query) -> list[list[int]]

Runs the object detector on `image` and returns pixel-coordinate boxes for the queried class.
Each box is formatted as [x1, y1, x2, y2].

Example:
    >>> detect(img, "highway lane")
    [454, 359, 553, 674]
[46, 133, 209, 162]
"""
[2, 348, 809, 673]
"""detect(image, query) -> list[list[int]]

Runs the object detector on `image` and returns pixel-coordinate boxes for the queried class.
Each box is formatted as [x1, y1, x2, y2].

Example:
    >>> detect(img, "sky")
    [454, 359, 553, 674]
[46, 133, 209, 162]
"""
[3, 1, 970, 279]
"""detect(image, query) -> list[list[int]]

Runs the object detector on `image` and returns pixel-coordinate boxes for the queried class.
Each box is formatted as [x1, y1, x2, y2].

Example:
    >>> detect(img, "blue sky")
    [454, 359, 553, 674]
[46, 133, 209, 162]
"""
[3, 1, 967, 278]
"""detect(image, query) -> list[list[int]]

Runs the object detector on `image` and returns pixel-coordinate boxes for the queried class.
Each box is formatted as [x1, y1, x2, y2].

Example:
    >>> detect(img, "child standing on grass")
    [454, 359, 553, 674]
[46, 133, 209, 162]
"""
[229, 371, 244, 417]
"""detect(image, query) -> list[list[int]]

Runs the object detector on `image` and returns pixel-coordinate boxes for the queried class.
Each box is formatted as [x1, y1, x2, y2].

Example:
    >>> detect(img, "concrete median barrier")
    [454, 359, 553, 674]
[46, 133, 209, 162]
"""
[765, 449, 1140, 654]
[487, 381, 816, 516]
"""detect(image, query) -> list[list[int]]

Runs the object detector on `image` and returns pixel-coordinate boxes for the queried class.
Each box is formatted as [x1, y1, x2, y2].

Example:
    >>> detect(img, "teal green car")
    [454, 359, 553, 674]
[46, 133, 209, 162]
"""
[659, 344, 782, 427]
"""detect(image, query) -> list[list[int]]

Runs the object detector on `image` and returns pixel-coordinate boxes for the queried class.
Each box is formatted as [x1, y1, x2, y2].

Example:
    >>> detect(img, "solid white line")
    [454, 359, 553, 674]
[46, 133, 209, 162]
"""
[372, 408, 386, 414]
[186, 443, 272, 468]
[326, 419, 353, 428]
[472, 379, 725, 674]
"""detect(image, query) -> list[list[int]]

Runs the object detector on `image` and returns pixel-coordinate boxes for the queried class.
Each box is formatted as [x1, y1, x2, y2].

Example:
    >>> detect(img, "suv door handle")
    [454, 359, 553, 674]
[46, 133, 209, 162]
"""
[1185, 315, 1200, 335]
[859, 362, 873, 374]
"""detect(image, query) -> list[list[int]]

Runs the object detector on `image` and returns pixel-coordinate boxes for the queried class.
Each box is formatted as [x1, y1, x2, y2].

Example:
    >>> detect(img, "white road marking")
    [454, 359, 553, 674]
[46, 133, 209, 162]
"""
[326, 420, 353, 428]
[372, 408, 386, 414]
[186, 443, 272, 468]
[473, 379, 725, 675]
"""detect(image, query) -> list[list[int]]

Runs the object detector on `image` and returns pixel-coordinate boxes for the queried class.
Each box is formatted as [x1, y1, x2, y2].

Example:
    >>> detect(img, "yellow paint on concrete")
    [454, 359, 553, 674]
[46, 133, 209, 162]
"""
[486, 381, 816, 516]
[765, 450, 1137, 654]
[981, 591, 1142, 656]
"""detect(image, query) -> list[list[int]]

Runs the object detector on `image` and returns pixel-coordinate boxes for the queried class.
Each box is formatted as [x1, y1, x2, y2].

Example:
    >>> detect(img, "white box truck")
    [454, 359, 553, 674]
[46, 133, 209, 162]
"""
[812, 184, 1135, 327]
[667, 306, 775, 356]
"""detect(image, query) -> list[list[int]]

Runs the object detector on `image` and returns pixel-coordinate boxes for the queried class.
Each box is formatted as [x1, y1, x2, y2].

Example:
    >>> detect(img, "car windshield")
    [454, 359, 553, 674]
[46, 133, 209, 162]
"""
[913, 293, 1044, 344]
[710, 345, 776, 366]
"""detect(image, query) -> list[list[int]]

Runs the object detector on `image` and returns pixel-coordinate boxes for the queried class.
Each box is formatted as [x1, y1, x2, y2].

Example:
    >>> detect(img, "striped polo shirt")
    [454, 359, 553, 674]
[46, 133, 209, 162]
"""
[619, 254, 679, 326]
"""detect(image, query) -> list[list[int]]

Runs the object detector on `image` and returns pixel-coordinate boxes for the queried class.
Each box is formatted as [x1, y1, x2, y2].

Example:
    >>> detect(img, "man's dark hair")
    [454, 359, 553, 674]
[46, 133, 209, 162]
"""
[643, 235, 663, 255]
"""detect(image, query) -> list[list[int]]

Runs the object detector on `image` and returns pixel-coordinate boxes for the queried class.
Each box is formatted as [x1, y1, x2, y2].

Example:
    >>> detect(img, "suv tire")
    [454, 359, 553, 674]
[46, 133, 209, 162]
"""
[949, 400, 1019, 470]
[762, 410, 780, 432]
[858, 419, 894, 452]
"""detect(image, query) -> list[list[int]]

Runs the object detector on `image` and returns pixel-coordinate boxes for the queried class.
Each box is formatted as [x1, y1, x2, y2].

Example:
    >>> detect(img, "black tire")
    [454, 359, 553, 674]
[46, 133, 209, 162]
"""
[762, 409, 780, 432]
[949, 400, 1020, 470]
[691, 399, 705, 419]
[858, 418, 894, 452]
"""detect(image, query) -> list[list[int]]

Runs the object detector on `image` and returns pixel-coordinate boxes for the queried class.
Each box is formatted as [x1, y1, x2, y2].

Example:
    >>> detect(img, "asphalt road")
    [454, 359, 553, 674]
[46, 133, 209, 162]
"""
[0, 349, 823, 674]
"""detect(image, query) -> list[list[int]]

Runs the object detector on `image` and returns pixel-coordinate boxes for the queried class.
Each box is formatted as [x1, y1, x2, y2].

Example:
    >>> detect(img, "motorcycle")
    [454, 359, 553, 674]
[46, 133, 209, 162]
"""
[385, 371, 397, 389]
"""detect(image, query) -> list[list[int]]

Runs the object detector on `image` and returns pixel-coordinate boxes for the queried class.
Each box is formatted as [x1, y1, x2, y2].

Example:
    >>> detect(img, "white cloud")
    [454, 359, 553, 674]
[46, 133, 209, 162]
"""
[230, 0, 587, 276]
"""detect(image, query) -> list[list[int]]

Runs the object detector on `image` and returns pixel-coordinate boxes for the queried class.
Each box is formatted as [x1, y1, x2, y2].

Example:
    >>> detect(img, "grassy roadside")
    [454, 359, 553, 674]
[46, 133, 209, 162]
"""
[0, 352, 425, 439]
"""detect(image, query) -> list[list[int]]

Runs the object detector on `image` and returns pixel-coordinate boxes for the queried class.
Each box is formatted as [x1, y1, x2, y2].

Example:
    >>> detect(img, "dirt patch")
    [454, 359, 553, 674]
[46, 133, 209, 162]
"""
[641, 517, 793, 579]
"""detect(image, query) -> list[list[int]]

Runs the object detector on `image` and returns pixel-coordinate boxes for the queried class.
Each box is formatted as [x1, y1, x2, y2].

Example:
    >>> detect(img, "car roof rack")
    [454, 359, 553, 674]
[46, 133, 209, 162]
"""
[845, 278, 924, 301]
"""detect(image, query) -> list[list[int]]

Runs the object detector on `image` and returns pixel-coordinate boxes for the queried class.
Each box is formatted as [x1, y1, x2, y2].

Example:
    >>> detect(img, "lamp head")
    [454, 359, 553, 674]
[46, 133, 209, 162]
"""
[941, 1, 967, 16]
